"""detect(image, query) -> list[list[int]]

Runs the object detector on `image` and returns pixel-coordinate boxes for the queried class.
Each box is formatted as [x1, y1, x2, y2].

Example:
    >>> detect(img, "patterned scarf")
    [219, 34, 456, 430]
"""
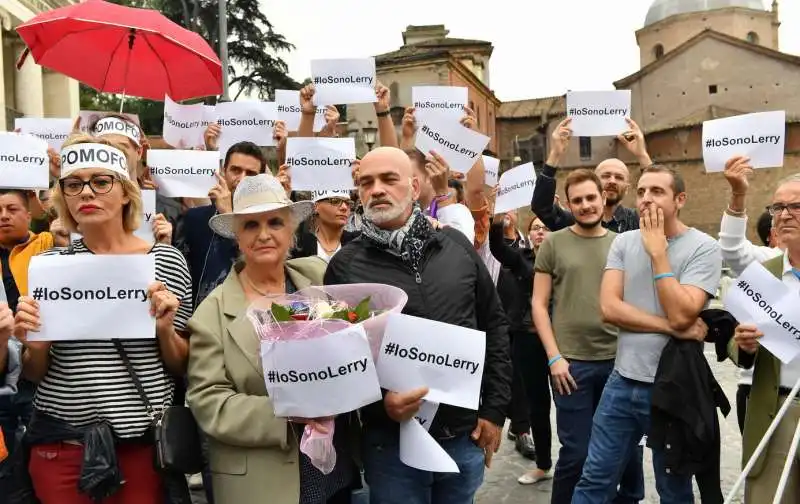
[360, 204, 433, 272]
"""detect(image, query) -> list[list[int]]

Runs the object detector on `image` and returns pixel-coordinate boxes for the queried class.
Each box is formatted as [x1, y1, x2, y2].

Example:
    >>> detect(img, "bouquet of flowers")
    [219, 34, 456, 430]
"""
[247, 283, 408, 474]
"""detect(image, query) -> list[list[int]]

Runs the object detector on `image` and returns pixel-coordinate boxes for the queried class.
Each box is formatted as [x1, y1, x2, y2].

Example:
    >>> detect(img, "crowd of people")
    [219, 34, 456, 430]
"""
[0, 79, 798, 504]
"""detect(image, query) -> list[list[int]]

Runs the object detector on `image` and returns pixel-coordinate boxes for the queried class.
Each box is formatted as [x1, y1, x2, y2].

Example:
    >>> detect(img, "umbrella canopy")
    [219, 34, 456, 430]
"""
[16, 0, 223, 102]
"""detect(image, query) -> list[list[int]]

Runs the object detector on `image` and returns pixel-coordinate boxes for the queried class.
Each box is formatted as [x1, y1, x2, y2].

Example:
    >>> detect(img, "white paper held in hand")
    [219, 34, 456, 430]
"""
[722, 261, 800, 363]
[412, 86, 468, 124]
[286, 137, 356, 191]
[275, 90, 327, 133]
[162, 95, 214, 149]
[311, 58, 377, 106]
[215, 101, 278, 157]
[15, 117, 73, 151]
[27, 254, 156, 341]
[148, 149, 220, 198]
[494, 162, 536, 215]
[566, 91, 631, 137]
[0, 132, 50, 190]
[260, 325, 382, 418]
[414, 116, 490, 174]
[400, 418, 459, 473]
[702, 111, 786, 173]
[378, 313, 486, 410]
[482, 155, 500, 186]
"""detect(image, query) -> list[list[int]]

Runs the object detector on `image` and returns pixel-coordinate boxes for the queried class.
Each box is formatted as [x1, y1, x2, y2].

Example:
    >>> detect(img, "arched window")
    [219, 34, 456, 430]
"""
[653, 44, 665, 60]
[746, 31, 759, 44]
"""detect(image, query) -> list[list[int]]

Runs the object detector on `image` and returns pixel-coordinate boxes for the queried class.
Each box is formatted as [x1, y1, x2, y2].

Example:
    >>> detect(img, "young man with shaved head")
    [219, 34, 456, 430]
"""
[324, 146, 512, 504]
[531, 117, 653, 233]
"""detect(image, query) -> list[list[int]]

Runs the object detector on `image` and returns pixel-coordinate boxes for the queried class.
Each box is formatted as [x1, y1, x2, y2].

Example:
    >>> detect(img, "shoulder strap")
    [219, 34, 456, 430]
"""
[112, 339, 156, 418]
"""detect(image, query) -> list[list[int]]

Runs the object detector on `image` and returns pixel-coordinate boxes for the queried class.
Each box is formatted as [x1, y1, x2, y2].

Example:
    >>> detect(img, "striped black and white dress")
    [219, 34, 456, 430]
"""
[33, 240, 193, 438]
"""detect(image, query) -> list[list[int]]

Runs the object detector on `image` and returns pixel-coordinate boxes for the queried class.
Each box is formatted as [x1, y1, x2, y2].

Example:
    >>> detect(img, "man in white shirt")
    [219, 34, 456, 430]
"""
[730, 173, 800, 503]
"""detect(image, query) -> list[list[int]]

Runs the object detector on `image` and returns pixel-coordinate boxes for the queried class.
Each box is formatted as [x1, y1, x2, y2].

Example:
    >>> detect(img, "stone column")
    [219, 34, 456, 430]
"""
[14, 39, 44, 117]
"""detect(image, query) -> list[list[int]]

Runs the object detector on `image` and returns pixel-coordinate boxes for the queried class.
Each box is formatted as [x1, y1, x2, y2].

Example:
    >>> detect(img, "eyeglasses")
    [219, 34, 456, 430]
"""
[766, 202, 800, 217]
[60, 175, 116, 197]
[322, 197, 352, 208]
[531, 225, 549, 232]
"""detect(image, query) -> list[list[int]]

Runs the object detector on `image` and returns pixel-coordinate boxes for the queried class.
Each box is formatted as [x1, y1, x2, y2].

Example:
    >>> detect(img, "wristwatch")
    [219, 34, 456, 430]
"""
[376, 110, 391, 117]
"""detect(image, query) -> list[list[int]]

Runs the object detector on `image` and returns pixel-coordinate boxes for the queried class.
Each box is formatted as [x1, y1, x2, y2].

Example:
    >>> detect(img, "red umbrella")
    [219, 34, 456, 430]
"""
[15, 0, 222, 102]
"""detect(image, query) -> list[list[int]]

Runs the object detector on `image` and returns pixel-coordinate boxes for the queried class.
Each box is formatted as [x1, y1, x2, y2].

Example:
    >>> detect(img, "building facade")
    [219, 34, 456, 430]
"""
[1, 0, 80, 131]
[346, 25, 500, 157]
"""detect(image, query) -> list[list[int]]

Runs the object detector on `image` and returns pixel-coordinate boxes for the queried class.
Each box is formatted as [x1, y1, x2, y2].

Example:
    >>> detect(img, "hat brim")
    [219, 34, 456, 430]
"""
[208, 200, 314, 239]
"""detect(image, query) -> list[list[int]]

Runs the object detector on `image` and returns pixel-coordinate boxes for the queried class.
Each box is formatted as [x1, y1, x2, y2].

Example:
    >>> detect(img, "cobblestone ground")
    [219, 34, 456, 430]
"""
[475, 349, 745, 504]
[191, 348, 746, 504]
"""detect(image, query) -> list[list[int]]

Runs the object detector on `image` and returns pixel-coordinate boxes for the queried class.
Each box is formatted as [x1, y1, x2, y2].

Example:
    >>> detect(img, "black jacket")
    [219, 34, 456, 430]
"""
[531, 164, 639, 233]
[291, 228, 361, 259]
[489, 222, 534, 334]
[324, 227, 512, 439]
[648, 339, 731, 504]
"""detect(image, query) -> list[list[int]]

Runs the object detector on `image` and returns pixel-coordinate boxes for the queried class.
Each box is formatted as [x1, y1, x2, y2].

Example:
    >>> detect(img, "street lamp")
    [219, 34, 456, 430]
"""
[362, 120, 378, 151]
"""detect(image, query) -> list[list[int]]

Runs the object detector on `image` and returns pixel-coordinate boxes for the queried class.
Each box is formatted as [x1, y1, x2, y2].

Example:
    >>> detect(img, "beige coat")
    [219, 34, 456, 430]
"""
[186, 257, 327, 504]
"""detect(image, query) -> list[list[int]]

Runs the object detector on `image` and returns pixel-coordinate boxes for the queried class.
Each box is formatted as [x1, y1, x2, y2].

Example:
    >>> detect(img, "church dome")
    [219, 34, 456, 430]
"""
[644, 0, 766, 26]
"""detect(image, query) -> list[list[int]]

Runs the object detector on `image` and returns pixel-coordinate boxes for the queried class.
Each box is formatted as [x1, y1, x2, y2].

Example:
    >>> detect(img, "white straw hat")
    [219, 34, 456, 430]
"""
[208, 174, 313, 239]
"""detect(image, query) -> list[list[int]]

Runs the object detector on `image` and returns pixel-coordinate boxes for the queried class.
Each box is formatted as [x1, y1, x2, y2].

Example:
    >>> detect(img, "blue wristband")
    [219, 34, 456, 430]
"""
[548, 355, 562, 367]
[654, 273, 675, 281]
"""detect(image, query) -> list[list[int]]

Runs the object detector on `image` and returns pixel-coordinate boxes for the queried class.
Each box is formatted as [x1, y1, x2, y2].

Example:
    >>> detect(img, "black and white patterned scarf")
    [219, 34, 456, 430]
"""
[360, 204, 433, 272]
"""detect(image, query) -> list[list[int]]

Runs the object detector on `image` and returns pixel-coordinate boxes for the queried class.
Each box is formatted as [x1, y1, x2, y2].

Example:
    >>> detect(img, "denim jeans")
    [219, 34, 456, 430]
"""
[572, 371, 694, 504]
[551, 360, 643, 504]
[362, 428, 484, 504]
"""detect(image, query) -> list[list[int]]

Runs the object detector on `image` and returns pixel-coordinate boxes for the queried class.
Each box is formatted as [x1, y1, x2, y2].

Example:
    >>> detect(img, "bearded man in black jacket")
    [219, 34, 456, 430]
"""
[324, 146, 512, 504]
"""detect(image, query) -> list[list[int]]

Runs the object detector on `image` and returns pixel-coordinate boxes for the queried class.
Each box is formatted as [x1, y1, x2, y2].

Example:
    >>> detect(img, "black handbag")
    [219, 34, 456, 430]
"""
[112, 339, 204, 475]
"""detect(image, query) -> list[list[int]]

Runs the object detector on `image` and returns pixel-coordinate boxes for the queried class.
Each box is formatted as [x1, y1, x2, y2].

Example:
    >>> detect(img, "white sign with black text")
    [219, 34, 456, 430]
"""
[78, 111, 140, 133]
[275, 89, 327, 132]
[15, 117, 72, 151]
[412, 86, 467, 123]
[311, 58, 377, 106]
[702, 111, 786, 173]
[215, 101, 278, 157]
[494, 162, 536, 214]
[260, 324, 382, 418]
[378, 313, 486, 410]
[286, 137, 356, 191]
[0, 132, 50, 189]
[483, 155, 500, 186]
[148, 149, 219, 198]
[723, 261, 800, 364]
[566, 91, 631, 137]
[400, 413, 459, 473]
[162, 95, 216, 149]
[415, 116, 490, 174]
[27, 254, 156, 341]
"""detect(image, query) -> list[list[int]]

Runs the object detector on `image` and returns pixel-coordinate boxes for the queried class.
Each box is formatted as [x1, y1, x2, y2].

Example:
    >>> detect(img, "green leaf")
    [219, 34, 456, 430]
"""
[270, 303, 293, 322]
[353, 297, 372, 321]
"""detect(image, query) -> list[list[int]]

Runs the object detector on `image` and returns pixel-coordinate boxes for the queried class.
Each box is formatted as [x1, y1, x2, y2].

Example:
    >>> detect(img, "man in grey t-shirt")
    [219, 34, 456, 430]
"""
[572, 166, 721, 504]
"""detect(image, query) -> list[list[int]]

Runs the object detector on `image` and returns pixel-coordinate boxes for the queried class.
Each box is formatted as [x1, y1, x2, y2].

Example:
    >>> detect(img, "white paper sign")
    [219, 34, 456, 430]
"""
[162, 95, 215, 149]
[414, 400, 439, 432]
[14, 118, 72, 151]
[494, 163, 537, 215]
[260, 325, 382, 418]
[78, 110, 140, 133]
[415, 117, 490, 174]
[723, 261, 800, 364]
[134, 190, 157, 244]
[412, 86, 467, 123]
[0, 132, 50, 189]
[566, 91, 631, 137]
[275, 90, 327, 133]
[28, 254, 156, 341]
[311, 58, 377, 106]
[483, 155, 500, 186]
[148, 149, 219, 198]
[215, 101, 278, 157]
[400, 418, 459, 473]
[378, 313, 485, 410]
[286, 137, 356, 191]
[702, 111, 786, 173]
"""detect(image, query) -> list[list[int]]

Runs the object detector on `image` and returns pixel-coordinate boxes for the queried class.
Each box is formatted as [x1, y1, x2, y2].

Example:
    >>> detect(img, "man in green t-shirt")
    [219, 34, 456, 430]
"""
[532, 169, 643, 504]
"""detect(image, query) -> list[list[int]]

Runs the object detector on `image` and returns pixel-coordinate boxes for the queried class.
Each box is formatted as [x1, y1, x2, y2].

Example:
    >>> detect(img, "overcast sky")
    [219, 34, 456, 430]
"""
[262, 0, 800, 102]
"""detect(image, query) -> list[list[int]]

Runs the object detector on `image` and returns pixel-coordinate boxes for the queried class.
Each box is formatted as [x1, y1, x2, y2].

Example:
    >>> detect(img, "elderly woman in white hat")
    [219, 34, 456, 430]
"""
[186, 174, 358, 504]
[293, 190, 360, 261]
[13, 134, 193, 504]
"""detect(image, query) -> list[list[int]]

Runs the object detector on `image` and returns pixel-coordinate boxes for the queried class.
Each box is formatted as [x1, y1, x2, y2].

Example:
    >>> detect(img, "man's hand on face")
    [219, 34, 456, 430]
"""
[640, 207, 668, 258]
